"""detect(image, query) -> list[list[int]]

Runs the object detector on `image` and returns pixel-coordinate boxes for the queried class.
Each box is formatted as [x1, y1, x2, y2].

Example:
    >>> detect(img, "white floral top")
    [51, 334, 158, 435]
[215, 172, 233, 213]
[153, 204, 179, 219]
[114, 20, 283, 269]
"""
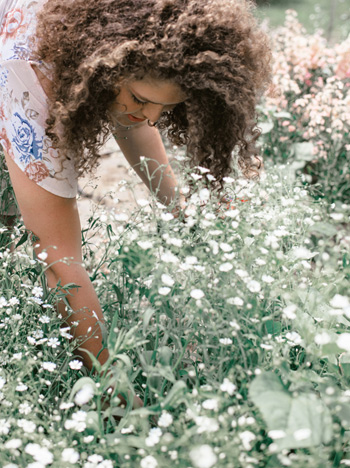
[0, 0, 78, 198]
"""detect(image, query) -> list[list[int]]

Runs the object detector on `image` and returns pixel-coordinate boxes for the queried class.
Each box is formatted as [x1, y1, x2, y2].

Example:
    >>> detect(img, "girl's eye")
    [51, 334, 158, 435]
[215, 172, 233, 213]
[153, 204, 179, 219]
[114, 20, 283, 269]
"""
[131, 93, 145, 105]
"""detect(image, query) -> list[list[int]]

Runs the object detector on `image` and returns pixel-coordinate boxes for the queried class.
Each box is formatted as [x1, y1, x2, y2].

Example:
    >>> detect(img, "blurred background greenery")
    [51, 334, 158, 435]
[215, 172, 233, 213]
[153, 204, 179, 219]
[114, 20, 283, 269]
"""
[256, 0, 349, 41]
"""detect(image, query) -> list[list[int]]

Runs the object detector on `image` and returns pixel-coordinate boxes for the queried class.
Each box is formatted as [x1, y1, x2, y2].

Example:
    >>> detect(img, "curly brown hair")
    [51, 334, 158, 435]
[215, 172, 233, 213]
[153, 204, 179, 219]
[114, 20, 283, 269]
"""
[35, 0, 271, 188]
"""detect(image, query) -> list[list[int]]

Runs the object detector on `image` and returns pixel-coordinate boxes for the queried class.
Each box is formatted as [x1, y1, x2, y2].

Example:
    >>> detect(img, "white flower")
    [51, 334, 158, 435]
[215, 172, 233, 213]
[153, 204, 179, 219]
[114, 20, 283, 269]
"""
[198, 188, 210, 202]
[195, 416, 219, 433]
[121, 424, 135, 434]
[229, 320, 241, 330]
[235, 269, 249, 278]
[239, 430, 256, 450]
[158, 411, 173, 428]
[25, 444, 53, 465]
[15, 383, 28, 392]
[74, 384, 95, 406]
[219, 242, 232, 252]
[337, 334, 350, 352]
[283, 304, 297, 320]
[219, 263, 233, 272]
[314, 332, 331, 345]
[161, 274, 174, 287]
[189, 445, 217, 468]
[88, 454, 104, 464]
[285, 331, 302, 345]
[262, 274, 274, 283]
[255, 258, 266, 266]
[268, 430, 286, 439]
[202, 399, 218, 411]
[185, 256, 198, 264]
[59, 402, 75, 410]
[247, 280, 261, 293]
[190, 289, 204, 300]
[32, 286, 43, 297]
[219, 338, 233, 345]
[140, 455, 158, 468]
[330, 294, 350, 309]
[137, 199, 149, 207]
[47, 337, 60, 348]
[0, 296, 8, 308]
[60, 327, 73, 339]
[114, 213, 129, 222]
[42, 362, 57, 372]
[293, 428, 311, 441]
[137, 241, 153, 250]
[5, 439, 22, 449]
[227, 297, 244, 306]
[220, 378, 236, 395]
[0, 419, 11, 434]
[8, 297, 20, 306]
[223, 176, 235, 183]
[290, 247, 317, 260]
[225, 210, 239, 218]
[161, 251, 179, 264]
[17, 419, 36, 433]
[0, 376, 6, 390]
[61, 448, 80, 464]
[158, 287, 171, 296]
[37, 252, 48, 261]
[161, 212, 174, 221]
[69, 359, 83, 370]
[330, 213, 344, 221]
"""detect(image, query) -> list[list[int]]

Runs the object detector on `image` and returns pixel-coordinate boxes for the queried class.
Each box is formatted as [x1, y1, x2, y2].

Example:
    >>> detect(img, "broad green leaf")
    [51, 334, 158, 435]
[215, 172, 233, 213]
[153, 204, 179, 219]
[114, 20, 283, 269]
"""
[309, 222, 338, 237]
[162, 381, 187, 410]
[249, 372, 333, 451]
[158, 346, 173, 366]
[339, 353, 350, 378]
[85, 411, 100, 432]
[143, 308, 155, 335]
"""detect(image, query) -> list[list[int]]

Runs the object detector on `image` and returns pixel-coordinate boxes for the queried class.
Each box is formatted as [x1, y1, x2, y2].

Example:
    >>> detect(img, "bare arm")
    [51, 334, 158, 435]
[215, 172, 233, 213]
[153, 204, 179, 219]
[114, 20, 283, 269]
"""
[4, 150, 108, 374]
[114, 122, 182, 208]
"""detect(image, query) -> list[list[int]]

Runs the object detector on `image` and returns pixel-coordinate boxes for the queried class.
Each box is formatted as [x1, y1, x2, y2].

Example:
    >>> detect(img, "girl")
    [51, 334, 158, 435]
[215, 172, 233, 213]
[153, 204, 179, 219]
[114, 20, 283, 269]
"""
[0, 0, 271, 410]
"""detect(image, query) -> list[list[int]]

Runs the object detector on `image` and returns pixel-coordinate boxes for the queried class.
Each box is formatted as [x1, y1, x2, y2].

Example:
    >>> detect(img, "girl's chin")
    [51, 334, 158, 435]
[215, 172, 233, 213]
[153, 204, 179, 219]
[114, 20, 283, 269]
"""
[114, 115, 141, 127]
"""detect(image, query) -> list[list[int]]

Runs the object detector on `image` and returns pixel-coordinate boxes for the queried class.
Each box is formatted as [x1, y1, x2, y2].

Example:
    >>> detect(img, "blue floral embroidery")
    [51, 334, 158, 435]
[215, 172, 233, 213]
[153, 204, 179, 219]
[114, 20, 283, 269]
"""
[0, 65, 8, 87]
[12, 112, 42, 164]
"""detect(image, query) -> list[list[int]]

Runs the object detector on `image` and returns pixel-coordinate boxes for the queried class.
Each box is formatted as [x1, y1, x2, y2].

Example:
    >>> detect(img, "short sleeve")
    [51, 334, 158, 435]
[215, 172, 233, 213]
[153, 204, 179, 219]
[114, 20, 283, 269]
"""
[0, 59, 78, 198]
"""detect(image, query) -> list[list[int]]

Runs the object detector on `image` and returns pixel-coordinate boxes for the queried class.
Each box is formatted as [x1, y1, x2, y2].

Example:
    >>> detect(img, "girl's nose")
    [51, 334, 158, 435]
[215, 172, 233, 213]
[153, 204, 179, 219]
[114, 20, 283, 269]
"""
[141, 103, 164, 123]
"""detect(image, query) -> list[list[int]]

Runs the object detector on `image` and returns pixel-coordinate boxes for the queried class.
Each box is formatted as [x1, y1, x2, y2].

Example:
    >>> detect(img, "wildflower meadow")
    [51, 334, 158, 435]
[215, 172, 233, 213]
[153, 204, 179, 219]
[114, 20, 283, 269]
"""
[0, 10, 350, 468]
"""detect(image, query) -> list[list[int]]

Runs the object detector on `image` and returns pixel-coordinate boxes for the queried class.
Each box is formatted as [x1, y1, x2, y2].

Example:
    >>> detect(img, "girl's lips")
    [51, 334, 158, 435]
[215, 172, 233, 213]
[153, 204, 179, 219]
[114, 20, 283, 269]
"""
[127, 114, 146, 122]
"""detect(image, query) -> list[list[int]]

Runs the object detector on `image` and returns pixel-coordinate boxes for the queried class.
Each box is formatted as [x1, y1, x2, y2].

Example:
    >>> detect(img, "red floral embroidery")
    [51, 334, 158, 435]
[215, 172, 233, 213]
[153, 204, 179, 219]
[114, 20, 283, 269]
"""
[24, 160, 50, 182]
[1, 8, 28, 43]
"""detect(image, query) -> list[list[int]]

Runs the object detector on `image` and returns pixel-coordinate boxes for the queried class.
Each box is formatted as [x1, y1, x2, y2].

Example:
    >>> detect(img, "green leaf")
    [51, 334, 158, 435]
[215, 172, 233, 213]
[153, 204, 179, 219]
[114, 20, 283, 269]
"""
[143, 308, 155, 335]
[309, 222, 338, 237]
[162, 381, 187, 410]
[158, 346, 173, 366]
[249, 372, 333, 451]
[85, 411, 100, 432]
[339, 353, 350, 378]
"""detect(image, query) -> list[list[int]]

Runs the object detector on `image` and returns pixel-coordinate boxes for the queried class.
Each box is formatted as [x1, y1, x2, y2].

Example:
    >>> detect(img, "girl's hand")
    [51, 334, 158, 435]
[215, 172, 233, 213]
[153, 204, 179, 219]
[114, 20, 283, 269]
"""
[101, 388, 143, 423]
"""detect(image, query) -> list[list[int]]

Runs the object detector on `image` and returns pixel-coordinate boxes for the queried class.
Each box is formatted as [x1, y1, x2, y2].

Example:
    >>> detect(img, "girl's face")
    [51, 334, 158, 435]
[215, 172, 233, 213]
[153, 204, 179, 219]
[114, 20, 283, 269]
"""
[110, 76, 186, 126]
